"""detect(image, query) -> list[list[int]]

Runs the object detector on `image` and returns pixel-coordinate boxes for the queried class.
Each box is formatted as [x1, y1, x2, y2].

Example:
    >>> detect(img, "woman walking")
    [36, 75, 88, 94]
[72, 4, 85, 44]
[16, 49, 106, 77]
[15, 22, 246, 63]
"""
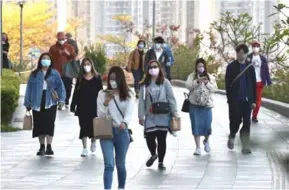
[97, 66, 134, 190]
[138, 60, 178, 170]
[2, 33, 10, 69]
[185, 58, 217, 156]
[24, 53, 66, 156]
[70, 58, 103, 157]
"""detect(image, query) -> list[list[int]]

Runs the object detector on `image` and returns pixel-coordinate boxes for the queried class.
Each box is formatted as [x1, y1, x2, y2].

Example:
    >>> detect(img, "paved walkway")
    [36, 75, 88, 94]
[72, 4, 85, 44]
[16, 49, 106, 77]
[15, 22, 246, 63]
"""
[1, 87, 289, 190]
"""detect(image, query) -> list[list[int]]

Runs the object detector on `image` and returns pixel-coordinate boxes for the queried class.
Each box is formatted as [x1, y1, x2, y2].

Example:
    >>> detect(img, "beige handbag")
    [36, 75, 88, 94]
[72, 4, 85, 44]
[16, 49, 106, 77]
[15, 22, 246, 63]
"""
[23, 111, 33, 130]
[170, 117, 181, 132]
[93, 117, 113, 139]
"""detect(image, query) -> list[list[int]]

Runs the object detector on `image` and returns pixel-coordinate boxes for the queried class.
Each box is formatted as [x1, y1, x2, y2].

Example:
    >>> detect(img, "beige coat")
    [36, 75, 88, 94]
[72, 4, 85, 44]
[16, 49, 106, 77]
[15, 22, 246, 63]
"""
[185, 73, 218, 108]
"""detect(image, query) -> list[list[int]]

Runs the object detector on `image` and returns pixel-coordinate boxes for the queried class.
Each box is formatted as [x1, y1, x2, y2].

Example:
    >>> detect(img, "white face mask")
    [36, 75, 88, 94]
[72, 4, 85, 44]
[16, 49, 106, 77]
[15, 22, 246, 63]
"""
[155, 43, 162, 49]
[58, 40, 65, 45]
[149, 67, 160, 76]
[83, 65, 92, 73]
[253, 47, 260, 53]
[109, 80, 118, 89]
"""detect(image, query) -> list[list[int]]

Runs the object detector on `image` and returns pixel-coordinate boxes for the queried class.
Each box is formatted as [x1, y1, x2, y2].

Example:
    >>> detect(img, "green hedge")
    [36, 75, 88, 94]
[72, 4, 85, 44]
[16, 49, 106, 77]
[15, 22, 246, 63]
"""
[215, 73, 289, 103]
[1, 69, 20, 125]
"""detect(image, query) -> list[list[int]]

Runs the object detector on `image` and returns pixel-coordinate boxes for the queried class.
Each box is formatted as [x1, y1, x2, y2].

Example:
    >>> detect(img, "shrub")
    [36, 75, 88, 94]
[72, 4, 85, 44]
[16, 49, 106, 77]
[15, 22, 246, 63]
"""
[84, 44, 107, 75]
[172, 45, 199, 80]
[1, 69, 20, 124]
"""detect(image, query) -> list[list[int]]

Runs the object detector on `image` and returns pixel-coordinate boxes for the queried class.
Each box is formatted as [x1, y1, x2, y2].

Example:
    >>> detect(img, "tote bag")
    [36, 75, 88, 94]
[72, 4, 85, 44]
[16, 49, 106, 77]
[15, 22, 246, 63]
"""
[93, 117, 113, 139]
[23, 111, 33, 130]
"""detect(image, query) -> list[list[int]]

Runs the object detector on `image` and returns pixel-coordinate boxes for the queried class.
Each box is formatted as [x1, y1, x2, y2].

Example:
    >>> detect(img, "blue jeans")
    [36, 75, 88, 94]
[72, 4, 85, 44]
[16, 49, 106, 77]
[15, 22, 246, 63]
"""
[132, 68, 143, 93]
[100, 127, 130, 189]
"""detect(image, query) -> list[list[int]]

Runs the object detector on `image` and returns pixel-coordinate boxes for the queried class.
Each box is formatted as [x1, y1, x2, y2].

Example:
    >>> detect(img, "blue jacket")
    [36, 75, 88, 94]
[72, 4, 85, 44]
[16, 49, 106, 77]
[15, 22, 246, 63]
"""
[163, 46, 174, 66]
[24, 69, 66, 111]
[247, 53, 272, 86]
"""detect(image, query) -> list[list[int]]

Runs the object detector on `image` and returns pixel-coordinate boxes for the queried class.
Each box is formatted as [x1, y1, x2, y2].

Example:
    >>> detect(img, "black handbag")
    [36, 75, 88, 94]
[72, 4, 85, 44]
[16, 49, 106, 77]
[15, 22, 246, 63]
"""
[181, 92, 190, 113]
[148, 93, 170, 114]
[113, 98, 133, 143]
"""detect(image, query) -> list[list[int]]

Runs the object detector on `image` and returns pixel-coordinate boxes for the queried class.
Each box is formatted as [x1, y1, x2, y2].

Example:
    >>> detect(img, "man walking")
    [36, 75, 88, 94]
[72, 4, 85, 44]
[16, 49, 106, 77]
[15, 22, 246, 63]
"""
[248, 40, 272, 123]
[127, 40, 146, 98]
[144, 36, 171, 81]
[225, 44, 256, 154]
[65, 32, 79, 56]
[49, 32, 76, 109]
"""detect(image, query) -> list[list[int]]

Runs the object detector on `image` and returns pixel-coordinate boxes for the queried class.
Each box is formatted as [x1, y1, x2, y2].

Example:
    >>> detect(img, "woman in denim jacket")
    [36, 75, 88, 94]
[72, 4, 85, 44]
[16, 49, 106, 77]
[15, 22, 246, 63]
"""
[24, 53, 66, 156]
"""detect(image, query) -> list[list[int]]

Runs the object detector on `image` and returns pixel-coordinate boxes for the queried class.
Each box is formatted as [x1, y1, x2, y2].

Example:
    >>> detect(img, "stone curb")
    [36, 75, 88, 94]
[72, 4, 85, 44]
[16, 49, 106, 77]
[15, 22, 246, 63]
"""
[172, 79, 289, 118]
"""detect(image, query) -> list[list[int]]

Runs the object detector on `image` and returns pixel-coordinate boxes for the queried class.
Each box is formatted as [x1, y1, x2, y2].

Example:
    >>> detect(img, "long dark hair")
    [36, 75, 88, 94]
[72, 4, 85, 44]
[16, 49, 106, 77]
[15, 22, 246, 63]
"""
[2, 33, 9, 44]
[31, 53, 53, 79]
[107, 66, 130, 101]
[194, 58, 210, 81]
[141, 60, 165, 87]
[77, 57, 98, 87]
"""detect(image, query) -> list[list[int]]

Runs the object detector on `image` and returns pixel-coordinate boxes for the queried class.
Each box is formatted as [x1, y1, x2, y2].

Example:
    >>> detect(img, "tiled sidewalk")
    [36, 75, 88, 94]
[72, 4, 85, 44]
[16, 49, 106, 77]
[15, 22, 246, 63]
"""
[1, 87, 288, 190]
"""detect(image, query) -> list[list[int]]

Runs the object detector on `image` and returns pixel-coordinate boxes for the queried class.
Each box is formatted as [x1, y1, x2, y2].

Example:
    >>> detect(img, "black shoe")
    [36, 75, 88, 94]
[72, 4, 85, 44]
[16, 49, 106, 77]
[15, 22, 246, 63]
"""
[242, 148, 252, 154]
[158, 163, 166, 170]
[227, 136, 235, 150]
[146, 155, 158, 167]
[45, 146, 54, 155]
[252, 118, 258, 123]
[36, 148, 45, 156]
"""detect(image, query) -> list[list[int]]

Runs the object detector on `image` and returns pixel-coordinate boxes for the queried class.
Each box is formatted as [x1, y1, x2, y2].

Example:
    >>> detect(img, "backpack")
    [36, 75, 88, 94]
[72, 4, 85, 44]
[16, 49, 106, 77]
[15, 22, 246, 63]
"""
[195, 83, 211, 107]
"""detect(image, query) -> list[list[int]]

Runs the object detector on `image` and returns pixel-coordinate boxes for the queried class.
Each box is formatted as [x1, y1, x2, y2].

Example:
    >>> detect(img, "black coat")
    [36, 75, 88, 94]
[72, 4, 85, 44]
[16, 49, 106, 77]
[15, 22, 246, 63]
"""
[144, 48, 170, 70]
[66, 39, 79, 55]
[225, 60, 257, 104]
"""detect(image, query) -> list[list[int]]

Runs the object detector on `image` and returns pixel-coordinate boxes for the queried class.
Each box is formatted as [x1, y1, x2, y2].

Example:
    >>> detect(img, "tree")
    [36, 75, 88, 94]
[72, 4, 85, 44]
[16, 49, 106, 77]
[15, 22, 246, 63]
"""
[98, 14, 137, 66]
[3, 1, 56, 64]
[211, 12, 263, 63]
[66, 17, 85, 41]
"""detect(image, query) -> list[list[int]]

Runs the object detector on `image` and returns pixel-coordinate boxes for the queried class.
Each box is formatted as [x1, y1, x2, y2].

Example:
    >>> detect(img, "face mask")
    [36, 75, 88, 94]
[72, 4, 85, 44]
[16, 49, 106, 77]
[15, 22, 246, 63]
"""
[155, 43, 162, 49]
[83, 65, 92, 73]
[110, 80, 118, 89]
[138, 44, 144, 49]
[149, 68, 160, 76]
[58, 40, 65, 45]
[2, 36, 6, 41]
[198, 67, 205, 73]
[41, 59, 51, 67]
[253, 47, 260, 53]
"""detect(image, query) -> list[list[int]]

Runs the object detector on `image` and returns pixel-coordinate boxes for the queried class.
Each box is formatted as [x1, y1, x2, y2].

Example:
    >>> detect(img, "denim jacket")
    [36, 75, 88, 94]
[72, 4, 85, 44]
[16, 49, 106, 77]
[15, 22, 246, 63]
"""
[24, 69, 66, 111]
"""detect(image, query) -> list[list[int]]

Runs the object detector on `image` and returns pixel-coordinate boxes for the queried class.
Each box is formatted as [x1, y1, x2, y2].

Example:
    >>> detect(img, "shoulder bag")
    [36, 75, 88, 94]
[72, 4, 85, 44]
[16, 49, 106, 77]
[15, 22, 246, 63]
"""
[148, 87, 170, 114]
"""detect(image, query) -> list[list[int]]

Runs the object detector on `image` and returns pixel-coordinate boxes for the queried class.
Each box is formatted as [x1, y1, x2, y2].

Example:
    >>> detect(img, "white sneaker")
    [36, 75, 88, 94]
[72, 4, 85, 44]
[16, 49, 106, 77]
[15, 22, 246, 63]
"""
[81, 148, 88, 157]
[90, 141, 96, 153]
[171, 131, 177, 137]
[193, 148, 201, 156]
[203, 140, 211, 153]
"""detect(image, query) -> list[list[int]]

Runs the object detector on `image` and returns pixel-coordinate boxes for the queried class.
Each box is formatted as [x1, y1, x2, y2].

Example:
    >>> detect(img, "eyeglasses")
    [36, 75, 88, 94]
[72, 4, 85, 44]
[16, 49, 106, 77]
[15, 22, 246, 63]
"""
[149, 66, 158, 69]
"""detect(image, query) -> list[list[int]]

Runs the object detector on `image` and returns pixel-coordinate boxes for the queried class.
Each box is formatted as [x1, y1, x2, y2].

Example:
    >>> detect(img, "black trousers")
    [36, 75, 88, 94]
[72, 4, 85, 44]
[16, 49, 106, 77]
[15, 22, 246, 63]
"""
[146, 130, 168, 163]
[61, 77, 73, 105]
[165, 66, 171, 81]
[228, 101, 252, 138]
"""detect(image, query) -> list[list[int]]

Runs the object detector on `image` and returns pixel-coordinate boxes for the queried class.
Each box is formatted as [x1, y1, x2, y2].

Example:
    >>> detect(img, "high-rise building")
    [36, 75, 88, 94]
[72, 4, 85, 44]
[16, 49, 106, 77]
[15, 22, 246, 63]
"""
[93, 1, 144, 57]
[216, 0, 279, 35]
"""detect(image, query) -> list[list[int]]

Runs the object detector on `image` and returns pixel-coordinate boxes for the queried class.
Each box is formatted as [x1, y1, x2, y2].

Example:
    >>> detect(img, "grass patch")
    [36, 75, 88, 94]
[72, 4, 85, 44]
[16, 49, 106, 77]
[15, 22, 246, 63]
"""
[1, 124, 21, 132]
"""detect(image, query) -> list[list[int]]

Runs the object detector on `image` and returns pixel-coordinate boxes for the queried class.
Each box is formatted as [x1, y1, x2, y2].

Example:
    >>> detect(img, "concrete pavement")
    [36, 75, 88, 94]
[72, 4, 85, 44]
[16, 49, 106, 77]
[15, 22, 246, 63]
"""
[1, 86, 289, 190]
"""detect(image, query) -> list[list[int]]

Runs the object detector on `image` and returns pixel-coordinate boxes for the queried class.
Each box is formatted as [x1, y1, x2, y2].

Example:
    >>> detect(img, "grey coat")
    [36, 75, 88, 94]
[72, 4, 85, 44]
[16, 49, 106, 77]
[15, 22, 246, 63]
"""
[138, 79, 177, 131]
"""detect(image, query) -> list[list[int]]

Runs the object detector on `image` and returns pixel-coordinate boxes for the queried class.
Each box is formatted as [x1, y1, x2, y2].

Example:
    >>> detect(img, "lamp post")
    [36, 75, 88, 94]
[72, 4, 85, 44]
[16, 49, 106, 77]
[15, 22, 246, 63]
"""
[17, 0, 25, 67]
[152, 0, 155, 39]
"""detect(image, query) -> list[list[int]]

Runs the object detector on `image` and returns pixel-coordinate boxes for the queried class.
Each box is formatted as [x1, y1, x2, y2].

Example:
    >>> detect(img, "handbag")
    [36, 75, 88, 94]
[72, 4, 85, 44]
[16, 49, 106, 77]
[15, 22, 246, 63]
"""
[148, 91, 170, 114]
[170, 117, 181, 131]
[181, 92, 190, 113]
[23, 111, 33, 130]
[62, 60, 81, 79]
[93, 117, 113, 139]
[113, 98, 133, 143]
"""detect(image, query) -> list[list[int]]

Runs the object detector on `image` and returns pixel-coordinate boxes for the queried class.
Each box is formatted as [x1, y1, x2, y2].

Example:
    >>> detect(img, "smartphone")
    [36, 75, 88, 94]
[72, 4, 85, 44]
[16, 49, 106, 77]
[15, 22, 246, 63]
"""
[103, 89, 114, 93]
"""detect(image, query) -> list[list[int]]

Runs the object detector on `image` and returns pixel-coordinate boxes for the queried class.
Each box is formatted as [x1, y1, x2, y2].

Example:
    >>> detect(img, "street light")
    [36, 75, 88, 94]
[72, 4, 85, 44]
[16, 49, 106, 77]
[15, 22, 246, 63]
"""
[17, 0, 26, 67]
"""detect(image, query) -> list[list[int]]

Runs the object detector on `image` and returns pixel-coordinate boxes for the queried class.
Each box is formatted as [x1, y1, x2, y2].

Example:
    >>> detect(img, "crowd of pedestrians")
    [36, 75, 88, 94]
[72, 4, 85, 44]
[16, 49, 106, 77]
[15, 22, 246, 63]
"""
[20, 30, 271, 190]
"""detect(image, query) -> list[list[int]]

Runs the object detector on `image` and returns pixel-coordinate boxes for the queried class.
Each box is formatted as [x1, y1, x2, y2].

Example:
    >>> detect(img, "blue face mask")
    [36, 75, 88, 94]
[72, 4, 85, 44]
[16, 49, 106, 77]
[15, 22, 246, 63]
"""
[41, 59, 51, 67]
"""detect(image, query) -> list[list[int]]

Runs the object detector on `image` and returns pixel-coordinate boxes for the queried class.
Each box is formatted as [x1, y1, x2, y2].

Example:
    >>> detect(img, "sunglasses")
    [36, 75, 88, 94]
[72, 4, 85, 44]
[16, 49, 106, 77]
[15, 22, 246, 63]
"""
[149, 66, 158, 69]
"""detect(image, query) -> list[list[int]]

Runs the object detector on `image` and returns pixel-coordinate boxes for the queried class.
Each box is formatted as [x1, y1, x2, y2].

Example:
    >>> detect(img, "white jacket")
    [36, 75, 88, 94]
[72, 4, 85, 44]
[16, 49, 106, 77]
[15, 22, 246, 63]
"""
[185, 73, 218, 108]
[97, 90, 134, 127]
